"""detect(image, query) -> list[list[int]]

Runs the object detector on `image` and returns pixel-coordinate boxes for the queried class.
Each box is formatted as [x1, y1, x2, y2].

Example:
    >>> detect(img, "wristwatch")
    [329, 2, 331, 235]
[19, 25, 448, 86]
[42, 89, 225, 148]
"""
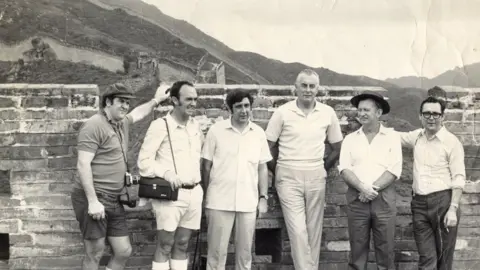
[259, 195, 268, 200]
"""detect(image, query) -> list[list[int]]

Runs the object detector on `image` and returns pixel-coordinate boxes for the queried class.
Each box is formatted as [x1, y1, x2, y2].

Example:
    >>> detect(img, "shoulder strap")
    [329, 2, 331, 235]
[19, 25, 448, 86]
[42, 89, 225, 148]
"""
[163, 118, 177, 173]
[101, 110, 129, 172]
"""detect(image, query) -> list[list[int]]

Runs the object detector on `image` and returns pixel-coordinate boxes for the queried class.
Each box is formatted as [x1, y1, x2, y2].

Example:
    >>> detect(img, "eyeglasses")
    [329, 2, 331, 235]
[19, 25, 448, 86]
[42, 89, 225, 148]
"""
[422, 111, 442, 119]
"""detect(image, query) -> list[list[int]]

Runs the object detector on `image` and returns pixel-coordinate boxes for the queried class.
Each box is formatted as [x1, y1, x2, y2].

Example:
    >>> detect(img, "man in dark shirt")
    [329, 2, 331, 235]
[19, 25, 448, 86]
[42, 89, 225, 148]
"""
[71, 82, 168, 270]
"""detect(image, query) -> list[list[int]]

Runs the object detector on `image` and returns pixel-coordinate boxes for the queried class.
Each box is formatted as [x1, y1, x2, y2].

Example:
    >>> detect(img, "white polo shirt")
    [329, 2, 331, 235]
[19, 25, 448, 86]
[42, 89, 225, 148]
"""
[338, 124, 403, 185]
[201, 119, 272, 212]
[265, 99, 343, 174]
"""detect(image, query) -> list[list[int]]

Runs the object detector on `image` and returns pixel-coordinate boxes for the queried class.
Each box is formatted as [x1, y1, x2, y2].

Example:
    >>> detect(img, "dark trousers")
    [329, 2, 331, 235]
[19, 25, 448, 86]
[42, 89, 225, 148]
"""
[346, 185, 396, 270]
[411, 189, 460, 270]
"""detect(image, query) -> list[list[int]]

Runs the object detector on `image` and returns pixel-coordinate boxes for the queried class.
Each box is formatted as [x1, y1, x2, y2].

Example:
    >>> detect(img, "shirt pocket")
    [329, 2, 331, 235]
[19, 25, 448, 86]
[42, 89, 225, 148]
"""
[373, 145, 394, 168]
[189, 131, 202, 155]
[244, 137, 262, 164]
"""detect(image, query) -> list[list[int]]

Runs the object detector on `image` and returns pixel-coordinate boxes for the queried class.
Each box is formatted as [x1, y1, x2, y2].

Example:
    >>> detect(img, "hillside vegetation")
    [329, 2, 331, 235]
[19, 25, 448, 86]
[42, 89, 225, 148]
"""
[0, 0, 257, 84]
[0, 60, 125, 86]
[0, 0, 428, 129]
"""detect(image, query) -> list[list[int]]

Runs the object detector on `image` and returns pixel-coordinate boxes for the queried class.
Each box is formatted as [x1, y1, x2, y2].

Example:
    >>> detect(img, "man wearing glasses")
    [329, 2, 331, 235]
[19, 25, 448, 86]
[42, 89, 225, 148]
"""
[398, 94, 466, 270]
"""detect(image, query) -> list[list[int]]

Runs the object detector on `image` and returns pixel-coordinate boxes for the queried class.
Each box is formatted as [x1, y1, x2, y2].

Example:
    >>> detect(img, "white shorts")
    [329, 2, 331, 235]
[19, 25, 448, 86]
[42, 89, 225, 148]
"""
[151, 185, 203, 232]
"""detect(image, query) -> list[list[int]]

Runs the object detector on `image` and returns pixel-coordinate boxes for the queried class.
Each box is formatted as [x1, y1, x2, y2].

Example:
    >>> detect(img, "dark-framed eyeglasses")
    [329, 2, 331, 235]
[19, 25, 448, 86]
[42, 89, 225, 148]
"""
[422, 111, 442, 119]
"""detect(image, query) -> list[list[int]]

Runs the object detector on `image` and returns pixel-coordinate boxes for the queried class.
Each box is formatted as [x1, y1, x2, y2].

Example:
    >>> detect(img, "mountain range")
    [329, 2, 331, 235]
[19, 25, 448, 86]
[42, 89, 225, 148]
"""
[2, 0, 477, 129]
[386, 62, 480, 89]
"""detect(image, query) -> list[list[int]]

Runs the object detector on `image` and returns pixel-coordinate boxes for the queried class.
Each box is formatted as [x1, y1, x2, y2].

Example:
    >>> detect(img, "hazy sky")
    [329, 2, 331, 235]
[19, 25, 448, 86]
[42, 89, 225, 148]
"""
[143, 0, 480, 80]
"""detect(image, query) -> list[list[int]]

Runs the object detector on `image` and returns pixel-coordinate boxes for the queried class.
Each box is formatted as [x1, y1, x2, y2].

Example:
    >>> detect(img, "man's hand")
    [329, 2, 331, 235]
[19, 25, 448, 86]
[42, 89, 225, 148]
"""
[153, 83, 170, 104]
[164, 171, 182, 190]
[358, 193, 369, 203]
[257, 198, 268, 218]
[180, 176, 196, 186]
[137, 198, 150, 207]
[359, 183, 378, 201]
[444, 207, 458, 232]
[88, 200, 105, 220]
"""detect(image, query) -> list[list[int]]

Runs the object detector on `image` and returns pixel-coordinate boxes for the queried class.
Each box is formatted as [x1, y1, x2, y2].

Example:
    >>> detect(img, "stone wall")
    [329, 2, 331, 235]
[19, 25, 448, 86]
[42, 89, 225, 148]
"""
[0, 84, 479, 270]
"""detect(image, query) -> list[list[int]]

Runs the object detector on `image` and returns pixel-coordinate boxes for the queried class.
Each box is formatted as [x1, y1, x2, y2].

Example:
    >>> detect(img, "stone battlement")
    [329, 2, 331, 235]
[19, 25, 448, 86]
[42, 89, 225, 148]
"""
[0, 84, 479, 270]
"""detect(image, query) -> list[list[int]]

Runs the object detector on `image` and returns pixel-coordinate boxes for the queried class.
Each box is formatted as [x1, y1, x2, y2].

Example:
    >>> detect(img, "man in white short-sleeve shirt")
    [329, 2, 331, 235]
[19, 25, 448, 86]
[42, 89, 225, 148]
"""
[265, 69, 343, 270]
[137, 81, 203, 270]
[201, 89, 272, 270]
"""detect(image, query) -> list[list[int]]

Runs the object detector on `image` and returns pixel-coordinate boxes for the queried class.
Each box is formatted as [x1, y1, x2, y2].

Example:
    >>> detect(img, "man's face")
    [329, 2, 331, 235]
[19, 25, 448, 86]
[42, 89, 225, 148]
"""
[230, 97, 251, 125]
[357, 99, 382, 125]
[420, 102, 444, 133]
[173, 85, 198, 116]
[106, 97, 130, 121]
[294, 73, 319, 103]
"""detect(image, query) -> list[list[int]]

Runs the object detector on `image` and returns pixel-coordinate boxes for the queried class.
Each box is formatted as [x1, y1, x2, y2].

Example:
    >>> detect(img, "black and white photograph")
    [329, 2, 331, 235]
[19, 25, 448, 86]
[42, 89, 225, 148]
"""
[0, 0, 479, 269]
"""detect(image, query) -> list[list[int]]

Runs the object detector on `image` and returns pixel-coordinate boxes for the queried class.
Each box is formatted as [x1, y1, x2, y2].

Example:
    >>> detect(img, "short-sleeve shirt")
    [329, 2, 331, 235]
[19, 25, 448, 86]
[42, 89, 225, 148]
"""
[73, 112, 132, 195]
[201, 119, 272, 212]
[265, 100, 343, 175]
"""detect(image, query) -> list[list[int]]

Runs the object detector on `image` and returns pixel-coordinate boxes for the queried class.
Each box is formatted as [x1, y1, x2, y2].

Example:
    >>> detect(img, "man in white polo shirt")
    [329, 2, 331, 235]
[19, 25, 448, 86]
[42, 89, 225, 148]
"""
[201, 89, 272, 270]
[265, 69, 343, 270]
[338, 92, 402, 270]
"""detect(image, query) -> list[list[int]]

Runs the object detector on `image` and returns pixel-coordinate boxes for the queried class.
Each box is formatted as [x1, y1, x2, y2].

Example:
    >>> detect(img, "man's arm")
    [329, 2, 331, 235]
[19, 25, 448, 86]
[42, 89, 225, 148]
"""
[397, 129, 422, 149]
[324, 141, 342, 172]
[259, 133, 274, 191]
[200, 128, 216, 192]
[372, 132, 403, 191]
[371, 171, 397, 191]
[258, 163, 269, 196]
[325, 108, 344, 172]
[450, 187, 463, 210]
[341, 169, 367, 192]
[337, 136, 376, 198]
[77, 151, 97, 203]
[267, 140, 279, 174]
[337, 137, 361, 190]
[76, 120, 102, 203]
[137, 119, 168, 178]
[448, 139, 466, 210]
[264, 110, 283, 175]
[201, 159, 213, 192]
[128, 84, 170, 124]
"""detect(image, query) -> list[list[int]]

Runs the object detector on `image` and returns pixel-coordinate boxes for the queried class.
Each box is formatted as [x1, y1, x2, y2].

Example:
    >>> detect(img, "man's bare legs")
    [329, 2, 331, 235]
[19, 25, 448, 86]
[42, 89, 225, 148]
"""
[154, 227, 194, 270]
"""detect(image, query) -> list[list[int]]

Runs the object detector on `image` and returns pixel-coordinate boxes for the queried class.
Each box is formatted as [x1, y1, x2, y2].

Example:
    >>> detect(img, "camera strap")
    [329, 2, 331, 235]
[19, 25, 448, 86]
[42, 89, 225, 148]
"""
[101, 110, 129, 172]
[163, 117, 178, 174]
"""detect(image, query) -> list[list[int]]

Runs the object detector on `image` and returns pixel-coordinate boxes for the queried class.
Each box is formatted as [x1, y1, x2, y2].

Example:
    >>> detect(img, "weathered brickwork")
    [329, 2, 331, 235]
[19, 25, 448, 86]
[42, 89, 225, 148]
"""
[0, 84, 479, 270]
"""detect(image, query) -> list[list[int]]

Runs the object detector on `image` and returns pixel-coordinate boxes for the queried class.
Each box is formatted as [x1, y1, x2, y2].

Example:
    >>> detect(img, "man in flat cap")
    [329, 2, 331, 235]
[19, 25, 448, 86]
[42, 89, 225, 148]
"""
[338, 91, 402, 270]
[71, 82, 169, 270]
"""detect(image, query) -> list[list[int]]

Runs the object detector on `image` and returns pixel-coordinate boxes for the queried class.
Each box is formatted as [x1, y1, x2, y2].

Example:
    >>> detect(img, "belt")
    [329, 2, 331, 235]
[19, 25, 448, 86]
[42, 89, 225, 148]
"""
[181, 182, 200, 190]
[412, 189, 451, 199]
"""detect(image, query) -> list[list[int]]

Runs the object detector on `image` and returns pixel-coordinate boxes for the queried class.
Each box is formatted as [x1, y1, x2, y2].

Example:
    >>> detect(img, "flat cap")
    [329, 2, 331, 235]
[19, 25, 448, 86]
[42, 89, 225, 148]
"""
[101, 83, 135, 100]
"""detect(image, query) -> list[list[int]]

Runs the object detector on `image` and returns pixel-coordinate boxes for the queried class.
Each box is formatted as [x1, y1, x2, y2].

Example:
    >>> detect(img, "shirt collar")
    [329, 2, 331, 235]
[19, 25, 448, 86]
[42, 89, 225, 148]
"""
[224, 118, 254, 133]
[355, 123, 389, 136]
[165, 112, 194, 129]
[419, 126, 447, 142]
[287, 99, 322, 115]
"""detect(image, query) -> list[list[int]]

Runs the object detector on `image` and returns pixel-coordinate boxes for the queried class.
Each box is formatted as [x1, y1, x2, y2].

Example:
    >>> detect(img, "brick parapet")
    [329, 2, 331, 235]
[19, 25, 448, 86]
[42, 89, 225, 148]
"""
[0, 84, 479, 269]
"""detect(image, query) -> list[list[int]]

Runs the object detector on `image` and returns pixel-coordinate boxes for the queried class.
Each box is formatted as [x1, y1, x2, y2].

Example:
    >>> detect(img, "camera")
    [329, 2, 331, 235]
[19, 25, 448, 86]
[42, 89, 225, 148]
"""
[119, 192, 137, 208]
[120, 172, 140, 208]
[125, 172, 140, 186]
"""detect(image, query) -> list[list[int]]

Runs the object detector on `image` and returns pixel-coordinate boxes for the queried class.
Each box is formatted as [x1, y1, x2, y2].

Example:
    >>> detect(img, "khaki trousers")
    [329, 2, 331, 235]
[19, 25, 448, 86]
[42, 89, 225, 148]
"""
[275, 166, 326, 270]
[206, 209, 257, 270]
